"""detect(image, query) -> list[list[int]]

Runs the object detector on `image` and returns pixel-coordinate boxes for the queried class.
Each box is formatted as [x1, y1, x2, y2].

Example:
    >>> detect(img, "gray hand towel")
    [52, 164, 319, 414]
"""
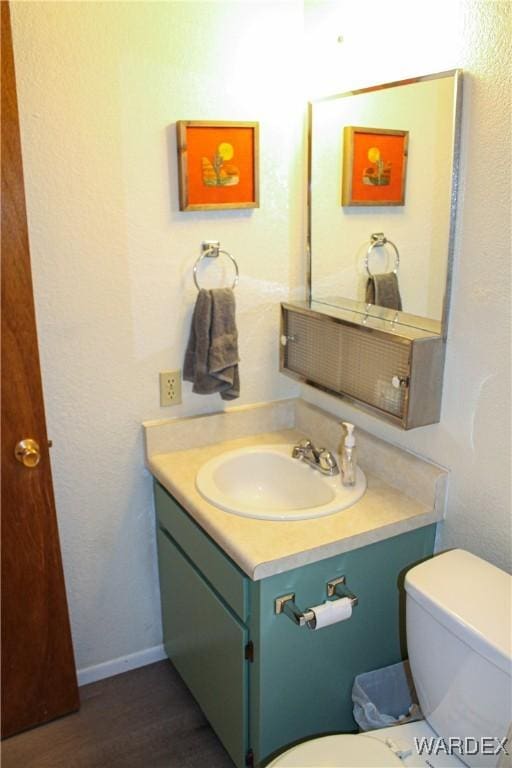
[183, 288, 240, 400]
[365, 272, 403, 311]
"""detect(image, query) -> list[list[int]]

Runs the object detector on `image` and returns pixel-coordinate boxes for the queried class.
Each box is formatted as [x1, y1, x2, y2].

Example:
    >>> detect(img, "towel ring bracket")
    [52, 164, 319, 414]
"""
[193, 241, 239, 291]
[365, 232, 400, 277]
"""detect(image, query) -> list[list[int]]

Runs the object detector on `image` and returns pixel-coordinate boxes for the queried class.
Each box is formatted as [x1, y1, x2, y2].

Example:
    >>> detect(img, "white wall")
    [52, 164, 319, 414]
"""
[11, 0, 303, 674]
[11, 0, 511, 680]
[303, 0, 511, 572]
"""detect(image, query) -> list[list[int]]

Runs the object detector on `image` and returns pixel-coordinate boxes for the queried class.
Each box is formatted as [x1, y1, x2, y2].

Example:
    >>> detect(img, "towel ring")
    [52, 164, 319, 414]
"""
[364, 233, 400, 277]
[193, 243, 239, 291]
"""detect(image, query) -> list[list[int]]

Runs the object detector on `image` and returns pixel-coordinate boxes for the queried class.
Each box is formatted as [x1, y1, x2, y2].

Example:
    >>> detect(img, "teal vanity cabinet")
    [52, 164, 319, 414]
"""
[154, 480, 435, 767]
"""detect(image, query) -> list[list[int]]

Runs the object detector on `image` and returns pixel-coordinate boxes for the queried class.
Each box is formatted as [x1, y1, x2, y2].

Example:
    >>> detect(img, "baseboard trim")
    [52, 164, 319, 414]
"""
[77, 644, 167, 687]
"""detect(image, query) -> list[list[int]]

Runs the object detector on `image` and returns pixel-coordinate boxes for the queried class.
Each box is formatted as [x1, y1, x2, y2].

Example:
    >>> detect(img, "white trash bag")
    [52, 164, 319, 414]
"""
[352, 660, 423, 732]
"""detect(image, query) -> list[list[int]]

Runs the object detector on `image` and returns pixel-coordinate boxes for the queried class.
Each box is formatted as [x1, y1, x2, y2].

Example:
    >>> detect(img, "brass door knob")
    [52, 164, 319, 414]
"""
[15, 438, 41, 468]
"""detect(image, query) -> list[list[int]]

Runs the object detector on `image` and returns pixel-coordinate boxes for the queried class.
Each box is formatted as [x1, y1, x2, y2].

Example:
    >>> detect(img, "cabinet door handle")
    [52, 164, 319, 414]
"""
[392, 375, 409, 389]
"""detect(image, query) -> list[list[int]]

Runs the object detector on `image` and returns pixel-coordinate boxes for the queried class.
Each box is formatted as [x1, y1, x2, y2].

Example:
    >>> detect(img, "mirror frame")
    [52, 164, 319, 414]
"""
[307, 69, 463, 340]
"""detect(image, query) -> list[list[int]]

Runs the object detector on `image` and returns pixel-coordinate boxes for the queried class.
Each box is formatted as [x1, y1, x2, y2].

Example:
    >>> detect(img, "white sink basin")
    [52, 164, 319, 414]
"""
[195, 444, 366, 520]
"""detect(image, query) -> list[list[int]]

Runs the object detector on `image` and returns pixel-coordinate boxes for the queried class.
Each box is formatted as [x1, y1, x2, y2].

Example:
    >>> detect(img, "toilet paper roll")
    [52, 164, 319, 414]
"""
[308, 597, 352, 630]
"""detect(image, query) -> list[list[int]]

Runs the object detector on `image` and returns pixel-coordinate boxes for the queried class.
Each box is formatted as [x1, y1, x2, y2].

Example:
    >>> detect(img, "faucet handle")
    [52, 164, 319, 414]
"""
[292, 439, 313, 459]
[318, 449, 339, 475]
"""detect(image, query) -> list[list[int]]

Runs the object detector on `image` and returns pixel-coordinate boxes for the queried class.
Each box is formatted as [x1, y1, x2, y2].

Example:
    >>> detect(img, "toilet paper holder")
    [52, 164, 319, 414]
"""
[274, 576, 358, 628]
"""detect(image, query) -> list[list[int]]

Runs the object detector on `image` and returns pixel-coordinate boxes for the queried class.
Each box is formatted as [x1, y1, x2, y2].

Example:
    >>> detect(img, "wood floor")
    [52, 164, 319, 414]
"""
[1, 660, 235, 768]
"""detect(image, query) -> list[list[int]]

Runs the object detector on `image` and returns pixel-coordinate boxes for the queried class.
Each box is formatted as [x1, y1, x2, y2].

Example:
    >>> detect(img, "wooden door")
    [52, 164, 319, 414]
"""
[1, 1, 79, 738]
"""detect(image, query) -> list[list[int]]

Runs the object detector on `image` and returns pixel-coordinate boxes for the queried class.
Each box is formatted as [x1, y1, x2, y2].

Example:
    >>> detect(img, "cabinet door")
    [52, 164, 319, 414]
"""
[283, 307, 410, 419]
[157, 527, 248, 768]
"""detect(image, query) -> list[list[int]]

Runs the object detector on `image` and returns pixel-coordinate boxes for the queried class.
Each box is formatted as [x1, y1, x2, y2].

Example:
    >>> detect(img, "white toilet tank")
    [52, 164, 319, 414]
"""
[405, 549, 512, 768]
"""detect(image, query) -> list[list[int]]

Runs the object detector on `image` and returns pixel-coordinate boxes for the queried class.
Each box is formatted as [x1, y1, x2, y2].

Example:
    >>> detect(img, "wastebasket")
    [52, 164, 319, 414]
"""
[352, 660, 422, 731]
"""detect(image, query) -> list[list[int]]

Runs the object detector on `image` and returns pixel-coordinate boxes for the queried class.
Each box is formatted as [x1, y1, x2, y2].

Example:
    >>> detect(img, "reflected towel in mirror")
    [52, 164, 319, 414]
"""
[365, 272, 403, 311]
[183, 288, 240, 400]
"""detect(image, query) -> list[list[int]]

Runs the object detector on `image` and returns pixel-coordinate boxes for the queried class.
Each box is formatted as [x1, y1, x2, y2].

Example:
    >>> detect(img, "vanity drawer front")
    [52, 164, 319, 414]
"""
[154, 481, 248, 621]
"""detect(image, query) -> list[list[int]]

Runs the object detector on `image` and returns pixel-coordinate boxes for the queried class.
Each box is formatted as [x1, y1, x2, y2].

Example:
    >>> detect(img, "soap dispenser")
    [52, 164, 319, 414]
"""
[340, 422, 357, 486]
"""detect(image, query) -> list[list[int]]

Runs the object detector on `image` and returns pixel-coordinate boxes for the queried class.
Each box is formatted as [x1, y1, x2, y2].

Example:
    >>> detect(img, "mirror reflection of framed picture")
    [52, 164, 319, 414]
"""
[342, 126, 409, 206]
[177, 120, 259, 211]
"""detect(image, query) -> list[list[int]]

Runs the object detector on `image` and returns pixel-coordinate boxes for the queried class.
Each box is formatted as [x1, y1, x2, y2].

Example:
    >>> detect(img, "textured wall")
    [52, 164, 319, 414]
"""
[303, 0, 512, 572]
[11, 1, 303, 672]
[10, 0, 511, 681]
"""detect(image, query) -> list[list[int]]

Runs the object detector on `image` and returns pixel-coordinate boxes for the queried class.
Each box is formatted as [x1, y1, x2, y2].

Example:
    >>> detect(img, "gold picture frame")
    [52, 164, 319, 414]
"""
[342, 126, 409, 206]
[177, 120, 259, 211]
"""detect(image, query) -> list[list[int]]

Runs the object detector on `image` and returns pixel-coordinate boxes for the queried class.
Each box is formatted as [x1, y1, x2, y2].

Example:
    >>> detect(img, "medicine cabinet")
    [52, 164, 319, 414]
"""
[281, 70, 463, 429]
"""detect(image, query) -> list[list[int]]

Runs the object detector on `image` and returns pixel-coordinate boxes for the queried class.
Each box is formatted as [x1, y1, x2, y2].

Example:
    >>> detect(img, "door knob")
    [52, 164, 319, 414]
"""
[15, 438, 41, 468]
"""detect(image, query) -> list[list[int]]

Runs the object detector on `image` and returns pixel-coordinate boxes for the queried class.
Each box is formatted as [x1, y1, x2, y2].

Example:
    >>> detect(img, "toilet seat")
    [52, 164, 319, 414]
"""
[267, 733, 404, 767]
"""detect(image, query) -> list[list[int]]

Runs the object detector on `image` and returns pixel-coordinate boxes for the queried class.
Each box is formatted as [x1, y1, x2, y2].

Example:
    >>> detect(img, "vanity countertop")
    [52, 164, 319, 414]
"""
[147, 424, 445, 580]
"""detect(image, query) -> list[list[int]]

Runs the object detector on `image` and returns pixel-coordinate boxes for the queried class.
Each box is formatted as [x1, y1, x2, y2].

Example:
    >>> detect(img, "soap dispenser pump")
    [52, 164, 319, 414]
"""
[341, 422, 357, 486]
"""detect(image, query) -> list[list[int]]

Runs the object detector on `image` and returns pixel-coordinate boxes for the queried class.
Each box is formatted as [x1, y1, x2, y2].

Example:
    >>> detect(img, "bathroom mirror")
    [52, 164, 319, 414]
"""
[308, 70, 462, 336]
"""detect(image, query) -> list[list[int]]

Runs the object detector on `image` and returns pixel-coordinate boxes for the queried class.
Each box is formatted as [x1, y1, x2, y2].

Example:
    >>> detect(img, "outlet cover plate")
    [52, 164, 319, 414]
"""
[159, 370, 182, 407]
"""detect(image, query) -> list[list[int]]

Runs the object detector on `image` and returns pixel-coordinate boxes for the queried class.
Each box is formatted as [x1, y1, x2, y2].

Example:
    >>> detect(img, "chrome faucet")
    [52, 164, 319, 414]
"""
[292, 439, 339, 476]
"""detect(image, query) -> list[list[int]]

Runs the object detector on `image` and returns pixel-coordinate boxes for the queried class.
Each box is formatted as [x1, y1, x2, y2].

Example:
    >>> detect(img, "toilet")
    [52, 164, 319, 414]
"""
[268, 549, 512, 768]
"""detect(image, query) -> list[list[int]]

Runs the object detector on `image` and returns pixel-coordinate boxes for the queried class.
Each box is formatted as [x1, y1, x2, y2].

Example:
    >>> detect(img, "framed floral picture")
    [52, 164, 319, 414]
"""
[342, 126, 409, 206]
[177, 120, 259, 211]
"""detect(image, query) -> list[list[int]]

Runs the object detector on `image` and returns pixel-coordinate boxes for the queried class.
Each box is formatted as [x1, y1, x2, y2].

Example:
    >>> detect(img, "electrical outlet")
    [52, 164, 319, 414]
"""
[159, 370, 182, 407]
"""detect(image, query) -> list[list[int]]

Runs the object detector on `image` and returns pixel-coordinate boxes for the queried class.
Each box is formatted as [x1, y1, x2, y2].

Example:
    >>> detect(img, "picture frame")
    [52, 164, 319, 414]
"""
[342, 126, 409, 206]
[176, 120, 259, 211]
